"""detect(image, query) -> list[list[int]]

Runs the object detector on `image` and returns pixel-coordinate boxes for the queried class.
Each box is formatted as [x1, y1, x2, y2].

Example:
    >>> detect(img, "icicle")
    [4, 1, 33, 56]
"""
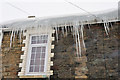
[80, 23, 86, 49]
[87, 20, 91, 29]
[110, 22, 113, 29]
[62, 27, 64, 35]
[65, 25, 67, 36]
[13, 30, 16, 42]
[88, 23, 91, 30]
[19, 29, 22, 45]
[16, 29, 19, 35]
[55, 27, 58, 42]
[10, 30, 14, 48]
[76, 27, 81, 57]
[57, 25, 60, 33]
[74, 27, 79, 57]
[70, 26, 73, 32]
[103, 20, 109, 35]
[106, 20, 110, 32]
[72, 26, 76, 38]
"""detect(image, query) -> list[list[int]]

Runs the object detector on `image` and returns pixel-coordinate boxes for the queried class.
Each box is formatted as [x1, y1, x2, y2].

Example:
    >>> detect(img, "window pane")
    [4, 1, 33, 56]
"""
[40, 66, 44, 72]
[32, 41, 36, 44]
[31, 35, 48, 44]
[30, 60, 34, 65]
[36, 47, 41, 52]
[36, 54, 40, 59]
[32, 47, 36, 52]
[43, 40, 47, 43]
[35, 59, 40, 65]
[42, 47, 46, 52]
[34, 66, 40, 72]
[31, 54, 35, 59]
[29, 66, 34, 72]
[41, 53, 45, 58]
[40, 59, 45, 65]
[32, 36, 36, 40]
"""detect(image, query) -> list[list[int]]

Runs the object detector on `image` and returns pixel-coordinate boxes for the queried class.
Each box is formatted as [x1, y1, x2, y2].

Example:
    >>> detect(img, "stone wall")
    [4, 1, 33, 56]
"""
[1, 32, 24, 79]
[85, 23, 119, 79]
[1, 22, 120, 79]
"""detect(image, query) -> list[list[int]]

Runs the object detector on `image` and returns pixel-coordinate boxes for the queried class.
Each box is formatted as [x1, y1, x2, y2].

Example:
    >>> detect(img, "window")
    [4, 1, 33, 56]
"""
[26, 34, 49, 75]
[18, 28, 54, 78]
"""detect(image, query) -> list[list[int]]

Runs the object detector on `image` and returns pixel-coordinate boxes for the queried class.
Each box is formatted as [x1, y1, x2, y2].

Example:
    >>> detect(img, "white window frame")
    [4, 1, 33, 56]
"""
[25, 34, 49, 75]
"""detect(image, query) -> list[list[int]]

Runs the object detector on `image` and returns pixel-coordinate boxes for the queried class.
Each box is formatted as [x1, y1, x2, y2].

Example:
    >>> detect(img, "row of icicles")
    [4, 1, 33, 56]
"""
[8, 21, 112, 57]
[54, 21, 112, 57]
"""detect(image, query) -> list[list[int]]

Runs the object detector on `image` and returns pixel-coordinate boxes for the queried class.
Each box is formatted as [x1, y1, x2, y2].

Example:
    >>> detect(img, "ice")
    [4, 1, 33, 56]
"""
[103, 20, 109, 35]
[10, 30, 13, 48]
[70, 26, 73, 32]
[80, 23, 86, 49]
[13, 31, 16, 42]
[55, 27, 58, 42]
[0, 9, 118, 30]
[74, 27, 79, 56]
[76, 27, 81, 57]
[62, 27, 64, 35]
[0, 9, 118, 56]
[65, 25, 68, 36]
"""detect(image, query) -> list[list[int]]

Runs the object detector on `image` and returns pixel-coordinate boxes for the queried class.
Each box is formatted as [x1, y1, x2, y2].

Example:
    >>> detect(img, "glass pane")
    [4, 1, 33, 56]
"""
[35, 59, 40, 65]
[32, 41, 36, 44]
[32, 47, 36, 52]
[41, 53, 45, 58]
[37, 40, 41, 44]
[32, 35, 48, 44]
[32, 36, 36, 40]
[29, 66, 34, 72]
[42, 47, 46, 52]
[40, 59, 45, 65]
[43, 40, 47, 43]
[40, 66, 44, 72]
[30, 60, 34, 65]
[36, 47, 41, 52]
[34, 66, 39, 72]
[31, 54, 35, 59]
[36, 54, 40, 59]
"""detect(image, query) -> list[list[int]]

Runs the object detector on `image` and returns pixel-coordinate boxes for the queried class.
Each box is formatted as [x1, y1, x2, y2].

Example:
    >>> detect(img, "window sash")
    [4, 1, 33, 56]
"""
[26, 34, 49, 75]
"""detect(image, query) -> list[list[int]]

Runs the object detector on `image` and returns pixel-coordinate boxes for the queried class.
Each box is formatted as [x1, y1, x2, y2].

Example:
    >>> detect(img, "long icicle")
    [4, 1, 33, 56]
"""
[55, 27, 58, 42]
[104, 21, 109, 35]
[10, 30, 14, 48]
[74, 27, 79, 57]
[72, 26, 75, 38]
[106, 20, 110, 32]
[76, 26, 81, 57]
[62, 27, 64, 35]
[70, 26, 73, 32]
[88, 23, 91, 30]
[13, 30, 16, 42]
[81, 23, 86, 49]
[65, 25, 67, 36]
[19, 29, 22, 45]
[110, 22, 113, 29]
